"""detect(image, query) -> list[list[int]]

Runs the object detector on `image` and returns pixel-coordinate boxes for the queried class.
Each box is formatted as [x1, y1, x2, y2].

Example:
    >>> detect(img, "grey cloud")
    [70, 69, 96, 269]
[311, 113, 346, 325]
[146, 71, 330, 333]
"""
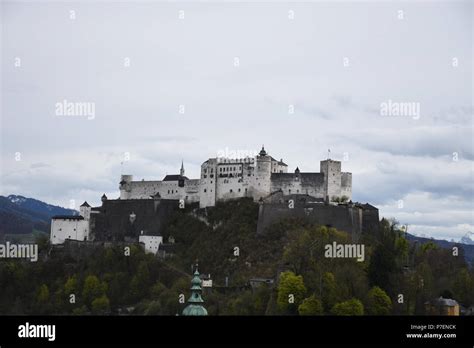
[1, 1, 472, 241]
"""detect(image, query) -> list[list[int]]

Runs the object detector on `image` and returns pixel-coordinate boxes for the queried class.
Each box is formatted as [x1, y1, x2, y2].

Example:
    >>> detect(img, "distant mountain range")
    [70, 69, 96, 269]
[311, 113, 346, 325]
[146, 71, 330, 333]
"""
[0, 195, 77, 238]
[406, 233, 474, 266]
[460, 231, 474, 245]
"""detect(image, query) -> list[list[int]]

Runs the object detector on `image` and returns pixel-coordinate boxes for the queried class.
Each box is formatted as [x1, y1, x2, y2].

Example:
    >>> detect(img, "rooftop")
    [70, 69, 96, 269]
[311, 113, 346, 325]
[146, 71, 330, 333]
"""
[162, 174, 189, 181]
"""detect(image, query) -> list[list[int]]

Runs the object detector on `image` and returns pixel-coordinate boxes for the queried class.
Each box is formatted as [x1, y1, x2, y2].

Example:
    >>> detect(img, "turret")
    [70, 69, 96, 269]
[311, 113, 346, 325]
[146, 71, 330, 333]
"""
[79, 201, 91, 220]
[119, 175, 133, 199]
[254, 145, 272, 200]
[180, 160, 185, 177]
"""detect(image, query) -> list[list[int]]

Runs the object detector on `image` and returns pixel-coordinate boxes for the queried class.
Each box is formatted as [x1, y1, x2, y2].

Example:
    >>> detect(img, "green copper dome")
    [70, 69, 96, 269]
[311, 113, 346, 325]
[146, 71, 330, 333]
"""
[182, 268, 208, 316]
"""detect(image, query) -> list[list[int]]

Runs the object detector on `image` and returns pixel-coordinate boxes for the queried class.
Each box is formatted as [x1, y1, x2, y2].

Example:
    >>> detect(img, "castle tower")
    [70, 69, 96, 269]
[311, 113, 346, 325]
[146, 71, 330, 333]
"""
[119, 175, 133, 199]
[199, 158, 217, 208]
[182, 266, 208, 316]
[79, 201, 91, 220]
[180, 160, 185, 177]
[320, 159, 342, 202]
[254, 145, 272, 200]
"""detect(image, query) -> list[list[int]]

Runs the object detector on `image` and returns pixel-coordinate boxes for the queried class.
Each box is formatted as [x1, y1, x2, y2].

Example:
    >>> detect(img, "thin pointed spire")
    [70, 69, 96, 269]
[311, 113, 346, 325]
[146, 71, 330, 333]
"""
[180, 160, 185, 176]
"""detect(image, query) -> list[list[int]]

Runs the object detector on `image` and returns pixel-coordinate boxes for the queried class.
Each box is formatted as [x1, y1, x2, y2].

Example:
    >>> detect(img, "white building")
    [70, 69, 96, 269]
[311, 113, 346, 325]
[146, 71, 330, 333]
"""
[50, 201, 91, 245]
[139, 234, 163, 255]
[119, 146, 352, 208]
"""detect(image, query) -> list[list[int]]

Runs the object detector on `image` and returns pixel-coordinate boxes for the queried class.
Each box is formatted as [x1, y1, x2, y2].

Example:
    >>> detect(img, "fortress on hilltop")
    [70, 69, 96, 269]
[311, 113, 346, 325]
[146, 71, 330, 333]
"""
[50, 146, 377, 251]
[119, 146, 352, 208]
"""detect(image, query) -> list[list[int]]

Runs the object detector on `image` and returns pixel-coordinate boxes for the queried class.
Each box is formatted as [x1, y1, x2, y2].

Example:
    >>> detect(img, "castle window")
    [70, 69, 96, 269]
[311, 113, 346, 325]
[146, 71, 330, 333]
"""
[289, 189, 291, 194]
[230, 189, 233, 193]
[238, 188, 241, 192]
[204, 189, 207, 193]
[168, 190, 170, 194]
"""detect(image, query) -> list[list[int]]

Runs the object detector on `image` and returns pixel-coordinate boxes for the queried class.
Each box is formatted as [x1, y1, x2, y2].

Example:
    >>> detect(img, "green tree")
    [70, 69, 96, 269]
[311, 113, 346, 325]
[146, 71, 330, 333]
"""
[321, 272, 340, 312]
[331, 298, 364, 316]
[82, 275, 107, 307]
[366, 286, 392, 315]
[36, 284, 51, 314]
[226, 291, 257, 315]
[144, 300, 162, 315]
[150, 281, 167, 298]
[368, 220, 400, 295]
[277, 271, 307, 314]
[64, 276, 78, 296]
[37, 284, 50, 303]
[91, 295, 110, 314]
[72, 305, 88, 315]
[298, 295, 323, 315]
[453, 268, 474, 306]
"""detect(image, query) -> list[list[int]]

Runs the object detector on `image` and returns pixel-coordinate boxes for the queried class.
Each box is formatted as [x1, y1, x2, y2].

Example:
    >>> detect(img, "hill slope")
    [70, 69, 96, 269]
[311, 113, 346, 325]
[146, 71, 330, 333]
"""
[406, 233, 474, 265]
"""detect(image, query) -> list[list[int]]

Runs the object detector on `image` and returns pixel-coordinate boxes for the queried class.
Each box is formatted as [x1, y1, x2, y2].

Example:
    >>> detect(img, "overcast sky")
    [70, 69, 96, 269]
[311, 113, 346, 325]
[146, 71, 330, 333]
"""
[1, 0, 472, 241]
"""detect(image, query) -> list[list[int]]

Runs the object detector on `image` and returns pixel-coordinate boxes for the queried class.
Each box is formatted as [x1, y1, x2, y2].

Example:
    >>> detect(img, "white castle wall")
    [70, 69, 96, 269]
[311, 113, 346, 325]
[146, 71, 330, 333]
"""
[50, 218, 90, 245]
[139, 235, 163, 255]
[341, 172, 352, 200]
[120, 176, 200, 203]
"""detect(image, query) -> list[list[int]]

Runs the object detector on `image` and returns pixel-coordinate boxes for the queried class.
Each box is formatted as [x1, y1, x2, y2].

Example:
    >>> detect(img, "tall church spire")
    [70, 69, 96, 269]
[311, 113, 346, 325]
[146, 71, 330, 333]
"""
[180, 160, 185, 176]
[182, 265, 208, 316]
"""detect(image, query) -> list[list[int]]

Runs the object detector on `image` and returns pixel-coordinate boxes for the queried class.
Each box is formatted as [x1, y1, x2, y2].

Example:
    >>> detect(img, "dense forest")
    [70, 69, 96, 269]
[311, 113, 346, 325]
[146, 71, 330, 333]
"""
[0, 198, 473, 315]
